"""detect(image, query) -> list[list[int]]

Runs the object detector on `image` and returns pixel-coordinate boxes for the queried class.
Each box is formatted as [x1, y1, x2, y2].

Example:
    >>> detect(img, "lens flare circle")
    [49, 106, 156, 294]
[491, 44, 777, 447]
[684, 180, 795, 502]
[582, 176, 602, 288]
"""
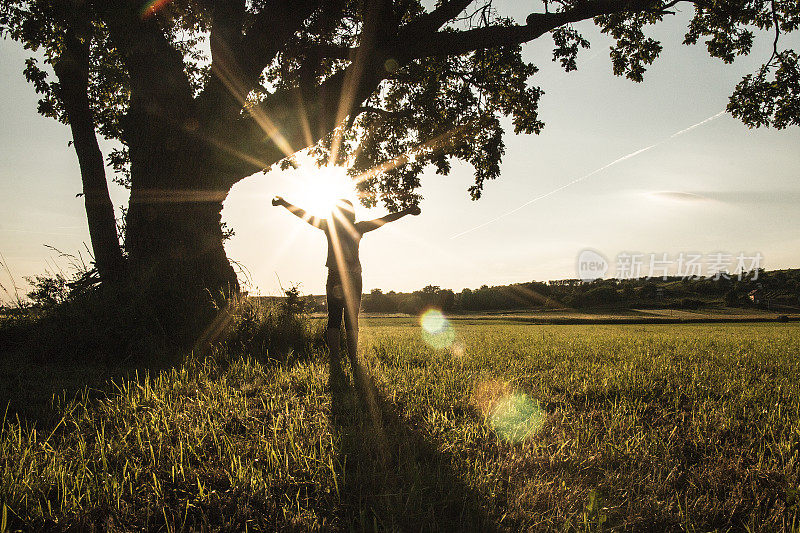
[490, 392, 545, 442]
[419, 308, 455, 349]
[141, 0, 173, 19]
[420, 308, 447, 333]
[450, 340, 465, 358]
[473, 381, 546, 443]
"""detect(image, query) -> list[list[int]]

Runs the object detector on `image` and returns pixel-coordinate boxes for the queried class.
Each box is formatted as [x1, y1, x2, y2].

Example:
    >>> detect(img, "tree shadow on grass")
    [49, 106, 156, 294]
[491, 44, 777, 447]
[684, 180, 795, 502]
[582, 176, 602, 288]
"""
[0, 347, 183, 428]
[0, 292, 322, 427]
[328, 365, 500, 532]
[0, 292, 190, 427]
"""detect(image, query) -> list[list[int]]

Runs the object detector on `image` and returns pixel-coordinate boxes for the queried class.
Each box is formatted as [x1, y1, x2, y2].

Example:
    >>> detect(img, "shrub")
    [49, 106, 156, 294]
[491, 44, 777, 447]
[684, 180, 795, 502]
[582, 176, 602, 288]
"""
[724, 289, 740, 307]
[222, 294, 324, 364]
[678, 298, 704, 310]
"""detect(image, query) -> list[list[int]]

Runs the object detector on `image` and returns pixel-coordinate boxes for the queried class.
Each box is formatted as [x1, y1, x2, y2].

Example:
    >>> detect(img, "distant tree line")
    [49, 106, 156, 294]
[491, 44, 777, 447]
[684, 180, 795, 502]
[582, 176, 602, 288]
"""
[349, 269, 800, 314]
[9, 269, 799, 317]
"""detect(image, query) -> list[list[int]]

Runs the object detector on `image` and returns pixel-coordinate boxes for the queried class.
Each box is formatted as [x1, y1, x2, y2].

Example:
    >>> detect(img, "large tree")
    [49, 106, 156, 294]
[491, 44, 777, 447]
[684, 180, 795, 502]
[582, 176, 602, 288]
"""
[2, 0, 798, 310]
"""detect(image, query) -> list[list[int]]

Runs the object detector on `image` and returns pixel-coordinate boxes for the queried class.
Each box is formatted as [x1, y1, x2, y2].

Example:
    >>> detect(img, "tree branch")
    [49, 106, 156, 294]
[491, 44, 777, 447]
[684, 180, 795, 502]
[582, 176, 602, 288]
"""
[399, 0, 476, 35]
[768, 0, 781, 66]
[238, 0, 320, 85]
[94, 2, 194, 120]
[207, 0, 246, 79]
[194, 0, 321, 130]
[194, 0, 247, 126]
[220, 52, 388, 183]
[356, 105, 414, 118]
[211, 0, 690, 184]
[402, 0, 689, 59]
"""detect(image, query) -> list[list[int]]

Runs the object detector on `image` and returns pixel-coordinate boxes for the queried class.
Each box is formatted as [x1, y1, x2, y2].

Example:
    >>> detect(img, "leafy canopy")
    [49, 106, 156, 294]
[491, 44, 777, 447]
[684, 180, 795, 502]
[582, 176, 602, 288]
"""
[1, 0, 798, 209]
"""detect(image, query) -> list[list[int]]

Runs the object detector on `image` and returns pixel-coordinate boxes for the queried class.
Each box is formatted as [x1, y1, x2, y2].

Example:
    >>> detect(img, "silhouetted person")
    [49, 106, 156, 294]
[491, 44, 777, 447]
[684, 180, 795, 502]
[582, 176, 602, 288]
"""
[272, 196, 420, 387]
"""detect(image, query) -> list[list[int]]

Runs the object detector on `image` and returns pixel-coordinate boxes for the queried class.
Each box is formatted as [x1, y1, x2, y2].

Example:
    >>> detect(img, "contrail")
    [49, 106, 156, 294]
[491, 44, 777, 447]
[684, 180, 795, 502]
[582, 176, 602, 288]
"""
[451, 110, 726, 239]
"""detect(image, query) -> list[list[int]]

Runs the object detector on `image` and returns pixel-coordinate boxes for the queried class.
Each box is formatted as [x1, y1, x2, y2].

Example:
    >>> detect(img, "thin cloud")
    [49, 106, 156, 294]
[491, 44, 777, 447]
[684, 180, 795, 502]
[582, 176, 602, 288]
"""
[647, 191, 711, 202]
[644, 189, 800, 207]
[701, 190, 800, 205]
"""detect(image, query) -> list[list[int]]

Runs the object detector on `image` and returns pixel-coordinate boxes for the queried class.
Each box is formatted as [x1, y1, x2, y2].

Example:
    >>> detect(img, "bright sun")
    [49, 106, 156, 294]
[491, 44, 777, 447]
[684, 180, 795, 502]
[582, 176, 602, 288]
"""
[290, 160, 356, 218]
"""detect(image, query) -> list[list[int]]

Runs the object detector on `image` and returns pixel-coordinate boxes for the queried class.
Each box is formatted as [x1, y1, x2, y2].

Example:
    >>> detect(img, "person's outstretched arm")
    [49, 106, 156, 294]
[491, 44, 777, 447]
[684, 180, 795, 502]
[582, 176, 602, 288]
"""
[356, 206, 421, 233]
[272, 196, 326, 229]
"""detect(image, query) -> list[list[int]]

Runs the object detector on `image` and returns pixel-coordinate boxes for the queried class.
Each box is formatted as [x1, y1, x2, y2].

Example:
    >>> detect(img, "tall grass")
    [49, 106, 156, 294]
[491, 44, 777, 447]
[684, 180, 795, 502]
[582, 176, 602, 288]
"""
[1, 321, 799, 530]
[0, 293, 324, 426]
[362, 322, 800, 530]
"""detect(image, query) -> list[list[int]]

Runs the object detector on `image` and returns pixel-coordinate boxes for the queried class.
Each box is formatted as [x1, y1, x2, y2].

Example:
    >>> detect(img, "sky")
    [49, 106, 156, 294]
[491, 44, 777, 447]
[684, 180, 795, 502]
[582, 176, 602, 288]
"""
[1, 3, 799, 300]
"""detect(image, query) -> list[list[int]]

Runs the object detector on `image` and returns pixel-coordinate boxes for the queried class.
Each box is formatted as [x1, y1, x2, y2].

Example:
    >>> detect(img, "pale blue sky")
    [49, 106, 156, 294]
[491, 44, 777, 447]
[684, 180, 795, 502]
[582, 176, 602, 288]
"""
[1, 6, 798, 299]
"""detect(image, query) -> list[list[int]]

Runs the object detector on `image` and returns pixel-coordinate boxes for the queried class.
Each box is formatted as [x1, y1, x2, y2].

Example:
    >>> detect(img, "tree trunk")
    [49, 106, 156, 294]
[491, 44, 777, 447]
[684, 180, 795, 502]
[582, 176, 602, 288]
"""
[125, 184, 239, 331]
[66, 105, 125, 278]
[55, 32, 125, 279]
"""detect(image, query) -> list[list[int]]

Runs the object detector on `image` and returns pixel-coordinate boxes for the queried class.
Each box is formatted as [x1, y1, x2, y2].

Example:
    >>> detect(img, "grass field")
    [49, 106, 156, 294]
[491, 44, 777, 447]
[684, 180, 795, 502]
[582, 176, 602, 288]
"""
[353, 308, 800, 325]
[2, 318, 800, 531]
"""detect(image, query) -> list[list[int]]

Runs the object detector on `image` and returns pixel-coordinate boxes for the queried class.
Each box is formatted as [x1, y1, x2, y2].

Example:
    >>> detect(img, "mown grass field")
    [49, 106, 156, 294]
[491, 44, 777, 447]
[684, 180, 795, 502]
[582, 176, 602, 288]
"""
[2, 318, 800, 531]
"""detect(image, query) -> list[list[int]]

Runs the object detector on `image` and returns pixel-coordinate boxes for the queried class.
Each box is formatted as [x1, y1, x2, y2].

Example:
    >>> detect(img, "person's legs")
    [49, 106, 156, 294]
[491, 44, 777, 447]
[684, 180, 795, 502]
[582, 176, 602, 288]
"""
[342, 272, 386, 460]
[344, 313, 359, 365]
[342, 272, 362, 364]
[326, 327, 342, 362]
[342, 273, 371, 400]
[326, 271, 346, 386]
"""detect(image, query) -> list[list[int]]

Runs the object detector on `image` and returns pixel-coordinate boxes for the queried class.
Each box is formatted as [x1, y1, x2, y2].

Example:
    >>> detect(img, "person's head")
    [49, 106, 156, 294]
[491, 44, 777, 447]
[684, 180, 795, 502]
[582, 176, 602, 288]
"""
[333, 198, 355, 223]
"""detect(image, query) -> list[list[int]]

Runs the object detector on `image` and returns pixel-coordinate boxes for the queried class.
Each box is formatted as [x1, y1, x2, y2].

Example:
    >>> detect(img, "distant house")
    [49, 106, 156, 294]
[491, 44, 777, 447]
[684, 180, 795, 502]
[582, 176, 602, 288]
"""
[548, 279, 582, 287]
[748, 289, 761, 304]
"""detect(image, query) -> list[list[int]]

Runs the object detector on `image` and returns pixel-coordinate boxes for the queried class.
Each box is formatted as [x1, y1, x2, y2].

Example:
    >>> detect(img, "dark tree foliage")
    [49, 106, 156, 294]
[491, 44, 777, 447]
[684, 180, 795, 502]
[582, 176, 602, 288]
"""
[361, 269, 800, 313]
[1, 0, 798, 308]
